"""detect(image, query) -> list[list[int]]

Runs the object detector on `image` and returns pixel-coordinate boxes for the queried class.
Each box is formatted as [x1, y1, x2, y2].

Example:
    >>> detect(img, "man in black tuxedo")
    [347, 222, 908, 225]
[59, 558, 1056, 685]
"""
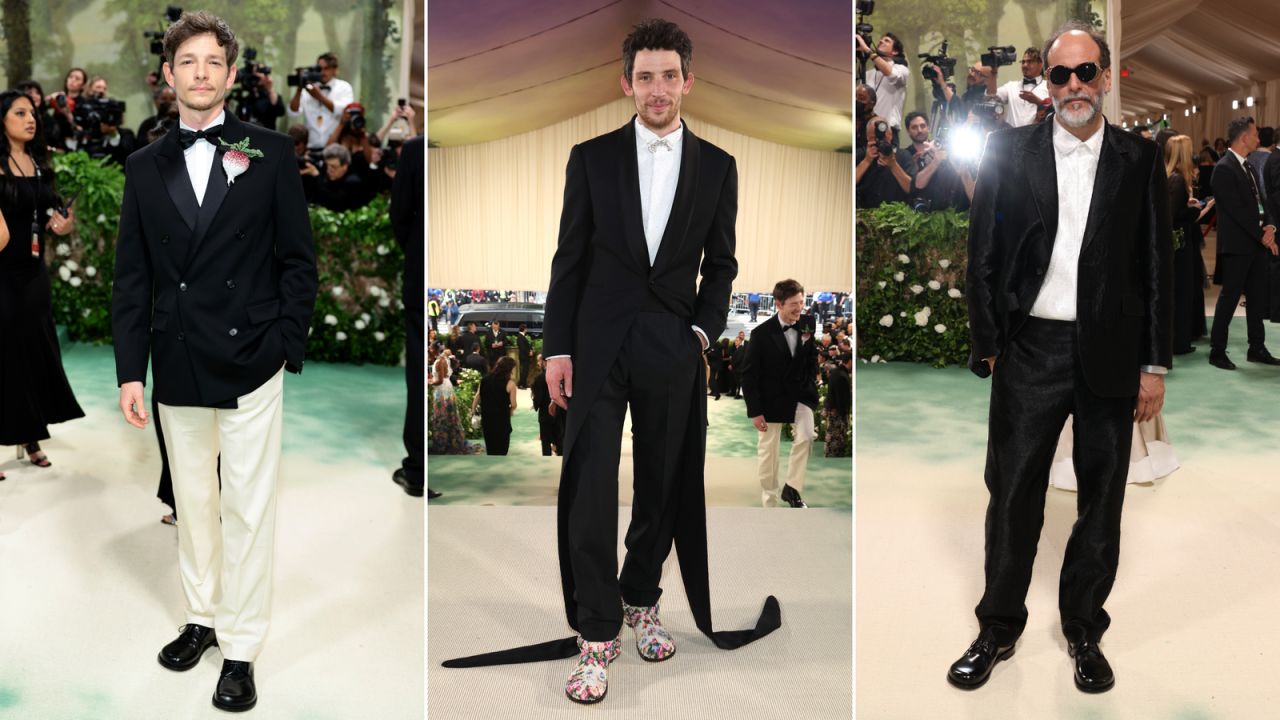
[442, 19, 779, 704]
[111, 12, 317, 713]
[741, 280, 819, 509]
[481, 320, 506, 369]
[949, 21, 1171, 694]
[729, 331, 748, 398]
[391, 135, 424, 497]
[456, 320, 479, 358]
[1208, 116, 1280, 369]
[530, 354, 565, 456]
[515, 323, 533, 389]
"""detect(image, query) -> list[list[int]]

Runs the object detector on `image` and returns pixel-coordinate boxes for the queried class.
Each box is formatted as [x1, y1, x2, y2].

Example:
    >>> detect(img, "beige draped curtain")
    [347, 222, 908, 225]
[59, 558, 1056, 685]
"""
[428, 97, 852, 293]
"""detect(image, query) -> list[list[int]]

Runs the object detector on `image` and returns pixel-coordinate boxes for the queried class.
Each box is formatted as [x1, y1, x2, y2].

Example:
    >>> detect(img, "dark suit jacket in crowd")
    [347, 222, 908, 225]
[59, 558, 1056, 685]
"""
[1213, 151, 1271, 256]
[741, 314, 820, 423]
[112, 113, 318, 407]
[966, 121, 1173, 398]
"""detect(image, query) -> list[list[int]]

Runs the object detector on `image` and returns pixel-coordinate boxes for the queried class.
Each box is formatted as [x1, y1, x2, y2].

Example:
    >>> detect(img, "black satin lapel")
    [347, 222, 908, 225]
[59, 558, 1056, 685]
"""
[769, 316, 788, 359]
[155, 131, 197, 232]
[1080, 126, 1127, 254]
[1025, 121, 1059, 244]
[618, 119, 651, 271]
[651, 125, 700, 274]
[186, 116, 241, 267]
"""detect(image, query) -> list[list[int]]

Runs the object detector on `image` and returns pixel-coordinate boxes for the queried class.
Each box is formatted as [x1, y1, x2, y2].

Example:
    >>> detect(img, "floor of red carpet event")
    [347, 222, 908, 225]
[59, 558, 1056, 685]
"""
[0, 343, 422, 720]
[857, 314, 1280, 718]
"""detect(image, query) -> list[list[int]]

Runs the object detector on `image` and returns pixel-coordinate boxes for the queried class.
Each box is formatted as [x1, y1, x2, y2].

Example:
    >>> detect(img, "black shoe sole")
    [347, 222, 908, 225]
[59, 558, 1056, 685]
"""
[565, 687, 607, 705]
[1074, 676, 1115, 693]
[157, 643, 216, 672]
[946, 647, 1015, 690]
[212, 695, 258, 712]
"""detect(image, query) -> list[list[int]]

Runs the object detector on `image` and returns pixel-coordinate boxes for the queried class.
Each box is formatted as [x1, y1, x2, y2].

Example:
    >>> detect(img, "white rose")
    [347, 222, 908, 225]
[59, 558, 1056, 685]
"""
[96, 213, 107, 223]
[939, 259, 951, 269]
[910, 284, 924, 295]
[877, 280, 887, 289]
[379, 297, 391, 308]
[928, 280, 941, 290]
[914, 309, 931, 326]
[81, 308, 90, 317]
[893, 272, 905, 282]
[897, 254, 910, 264]
[354, 319, 367, 330]
[878, 314, 894, 327]
[324, 314, 338, 326]
[900, 311, 907, 317]
[934, 324, 947, 333]
[374, 331, 386, 342]
[870, 354, 881, 363]
[368, 285, 382, 297]
[65, 260, 79, 271]
[70, 276, 82, 287]
[335, 331, 348, 341]
[331, 286, 344, 297]
[308, 327, 313, 337]
[360, 313, 371, 322]
[85, 266, 97, 277]
[376, 244, 389, 256]
[58, 265, 72, 281]
[56, 243, 70, 256]
[948, 288, 962, 298]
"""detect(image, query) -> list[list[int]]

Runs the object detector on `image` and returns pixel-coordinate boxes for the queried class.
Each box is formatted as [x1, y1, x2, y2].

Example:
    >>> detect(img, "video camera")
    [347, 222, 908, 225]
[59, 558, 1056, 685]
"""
[288, 65, 324, 88]
[919, 39, 957, 81]
[144, 6, 185, 76]
[855, 0, 875, 60]
[237, 47, 272, 92]
[980, 45, 1018, 70]
[74, 97, 127, 128]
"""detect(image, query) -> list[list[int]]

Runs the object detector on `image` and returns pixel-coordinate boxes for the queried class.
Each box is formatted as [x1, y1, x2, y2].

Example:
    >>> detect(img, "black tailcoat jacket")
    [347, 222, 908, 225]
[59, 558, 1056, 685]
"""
[113, 113, 318, 407]
[444, 118, 779, 668]
[966, 121, 1173, 396]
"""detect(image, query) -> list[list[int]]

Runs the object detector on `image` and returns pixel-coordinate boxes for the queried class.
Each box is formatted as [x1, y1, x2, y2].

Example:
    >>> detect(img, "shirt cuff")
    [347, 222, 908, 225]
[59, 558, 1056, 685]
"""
[1140, 365, 1168, 375]
[691, 326, 709, 350]
[545, 354, 571, 360]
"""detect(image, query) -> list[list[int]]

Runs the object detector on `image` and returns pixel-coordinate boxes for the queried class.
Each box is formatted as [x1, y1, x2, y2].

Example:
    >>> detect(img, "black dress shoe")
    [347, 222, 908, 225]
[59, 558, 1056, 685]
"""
[392, 468, 424, 497]
[1068, 639, 1115, 693]
[1247, 348, 1280, 365]
[427, 488, 442, 499]
[1173, 345, 1196, 355]
[947, 637, 1015, 689]
[781, 484, 808, 508]
[212, 660, 257, 712]
[1208, 353, 1237, 370]
[158, 624, 217, 671]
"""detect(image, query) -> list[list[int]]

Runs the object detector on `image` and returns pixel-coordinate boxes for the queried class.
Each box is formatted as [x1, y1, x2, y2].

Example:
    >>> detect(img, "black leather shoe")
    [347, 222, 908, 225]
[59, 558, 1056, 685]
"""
[392, 468, 424, 497]
[1068, 639, 1115, 693]
[427, 488, 442, 499]
[947, 637, 1015, 689]
[158, 624, 217, 671]
[781, 484, 808, 508]
[1173, 345, 1196, 355]
[212, 660, 257, 712]
[1208, 353, 1237, 370]
[1247, 348, 1280, 365]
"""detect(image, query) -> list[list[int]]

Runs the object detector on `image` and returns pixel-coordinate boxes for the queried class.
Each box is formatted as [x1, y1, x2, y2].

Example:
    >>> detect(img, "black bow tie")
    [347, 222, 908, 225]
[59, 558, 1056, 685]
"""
[1022, 77, 1038, 88]
[178, 125, 222, 150]
[318, 84, 331, 92]
[781, 324, 795, 332]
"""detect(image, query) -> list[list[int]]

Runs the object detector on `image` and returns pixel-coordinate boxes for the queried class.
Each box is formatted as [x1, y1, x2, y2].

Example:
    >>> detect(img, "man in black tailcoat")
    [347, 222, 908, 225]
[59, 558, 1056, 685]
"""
[948, 21, 1171, 694]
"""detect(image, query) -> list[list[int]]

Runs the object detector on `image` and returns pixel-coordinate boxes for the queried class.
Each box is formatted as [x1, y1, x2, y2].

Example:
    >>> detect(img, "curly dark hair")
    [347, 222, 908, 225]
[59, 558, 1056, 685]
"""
[163, 10, 239, 68]
[622, 19, 692, 83]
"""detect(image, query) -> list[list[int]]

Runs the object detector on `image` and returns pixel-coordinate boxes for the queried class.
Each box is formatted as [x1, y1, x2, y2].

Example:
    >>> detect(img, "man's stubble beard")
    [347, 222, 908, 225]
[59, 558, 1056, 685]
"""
[1054, 90, 1104, 129]
[638, 95, 680, 133]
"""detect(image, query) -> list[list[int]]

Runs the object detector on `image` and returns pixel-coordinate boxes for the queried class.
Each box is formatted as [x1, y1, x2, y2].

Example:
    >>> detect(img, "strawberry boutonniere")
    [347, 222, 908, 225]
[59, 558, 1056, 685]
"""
[219, 137, 264, 186]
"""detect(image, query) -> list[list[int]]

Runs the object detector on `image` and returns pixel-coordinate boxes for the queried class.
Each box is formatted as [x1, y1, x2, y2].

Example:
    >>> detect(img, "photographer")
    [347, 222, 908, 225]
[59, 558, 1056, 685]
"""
[136, 85, 177, 148]
[235, 59, 286, 128]
[325, 101, 377, 178]
[98, 116, 137, 167]
[903, 112, 967, 212]
[85, 76, 109, 100]
[856, 115, 913, 208]
[48, 68, 87, 151]
[986, 47, 1049, 127]
[375, 99, 418, 145]
[300, 143, 372, 212]
[856, 33, 909, 145]
[855, 84, 876, 161]
[288, 51, 354, 152]
[956, 63, 997, 120]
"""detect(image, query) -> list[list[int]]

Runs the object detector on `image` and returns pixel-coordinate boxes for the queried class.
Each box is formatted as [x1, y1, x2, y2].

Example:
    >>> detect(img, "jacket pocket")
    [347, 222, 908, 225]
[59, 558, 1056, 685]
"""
[247, 298, 281, 325]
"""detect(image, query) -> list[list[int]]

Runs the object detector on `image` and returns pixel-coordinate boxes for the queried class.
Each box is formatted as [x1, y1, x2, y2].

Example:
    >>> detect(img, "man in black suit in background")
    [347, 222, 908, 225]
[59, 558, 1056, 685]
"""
[949, 21, 1171, 694]
[530, 354, 564, 456]
[443, 18, 778, 705]
[456, 320, 479, 360]
[112, 12, 318, 712]
[391, 135, 425, 497]
[482, 319, 506, 370]
[1208, 116, 1280, 369]
[515, 323, 533, 389]
[740, 279, 819, 509]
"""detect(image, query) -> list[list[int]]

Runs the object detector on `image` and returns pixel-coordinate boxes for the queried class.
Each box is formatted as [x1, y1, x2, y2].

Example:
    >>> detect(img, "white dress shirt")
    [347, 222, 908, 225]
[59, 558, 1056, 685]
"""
[635, 117, 683, 265]
[179, 109, 226, 206]
[1029, 119, 1104, 321]
[868, 61, 909, 130]
[287, 76, 353, 150]
[992, 77, 1049, 128]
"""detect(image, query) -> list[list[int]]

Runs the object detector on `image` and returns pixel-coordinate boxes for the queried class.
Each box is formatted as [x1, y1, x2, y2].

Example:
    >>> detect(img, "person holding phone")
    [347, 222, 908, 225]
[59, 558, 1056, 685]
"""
[0, 90, 83, 479]
[1165, 135, 1213, 353]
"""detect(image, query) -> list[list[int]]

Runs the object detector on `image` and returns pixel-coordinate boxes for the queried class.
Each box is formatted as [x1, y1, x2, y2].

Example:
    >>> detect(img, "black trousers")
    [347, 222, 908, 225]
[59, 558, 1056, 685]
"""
[482, 421, 511, 456]
[402, 301, 424, 485]
[538, 413, 563, 456]
[1210, 250, 1268, 354]
[564, 311, 700, 641]
[976, 319, 1135, 645]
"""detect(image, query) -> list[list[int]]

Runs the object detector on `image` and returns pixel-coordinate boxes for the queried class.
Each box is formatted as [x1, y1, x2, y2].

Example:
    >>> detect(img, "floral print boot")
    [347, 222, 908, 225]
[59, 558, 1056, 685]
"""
[623, 601, 677, 662]
[565, 636, 621, 704]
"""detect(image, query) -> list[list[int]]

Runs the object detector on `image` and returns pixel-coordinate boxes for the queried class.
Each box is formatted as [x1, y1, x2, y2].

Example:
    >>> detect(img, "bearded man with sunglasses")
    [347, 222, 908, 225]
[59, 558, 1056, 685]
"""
[948, 20, 1172, 694]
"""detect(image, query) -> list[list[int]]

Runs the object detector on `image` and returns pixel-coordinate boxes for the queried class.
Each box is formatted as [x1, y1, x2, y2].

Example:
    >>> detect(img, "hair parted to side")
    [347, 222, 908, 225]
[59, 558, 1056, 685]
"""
[773, 279, 805, 303]
[163, 10, 239, 68]
[1226, 116, 1255, 145]
[1023, 47, 1042, 62]
[622, 19, 692, 83]
[319, 52, 339, 67]
[1042, 19, 1110, 70]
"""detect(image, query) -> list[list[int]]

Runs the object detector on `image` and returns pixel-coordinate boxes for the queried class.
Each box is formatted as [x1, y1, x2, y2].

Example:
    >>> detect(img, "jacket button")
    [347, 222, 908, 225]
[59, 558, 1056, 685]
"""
[161, 235, 169, 244]
[226, 280, 236, 289]
[229, 328, 238, 337]
[177, 332, 185, 341]
[179, 282, 188, 291]
[237, 230, 246, 240]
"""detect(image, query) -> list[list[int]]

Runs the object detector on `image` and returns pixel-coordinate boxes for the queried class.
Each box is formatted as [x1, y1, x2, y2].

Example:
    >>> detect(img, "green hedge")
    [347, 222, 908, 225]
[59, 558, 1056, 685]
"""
[46, 152, 405, 365]
[856, 203, 970, 367]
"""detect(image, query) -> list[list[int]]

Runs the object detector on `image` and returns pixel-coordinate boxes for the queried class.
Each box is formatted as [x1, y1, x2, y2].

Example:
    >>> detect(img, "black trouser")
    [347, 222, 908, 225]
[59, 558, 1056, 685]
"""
[482, 421, 511, 456]
[538, 413, 561, 456]
[402, 301, 424, 485]
[517, 356, 530, 388]
[1210, 250, 1267, 354]
[564, 311, 700, 641]
[976, 319, 1134, 646]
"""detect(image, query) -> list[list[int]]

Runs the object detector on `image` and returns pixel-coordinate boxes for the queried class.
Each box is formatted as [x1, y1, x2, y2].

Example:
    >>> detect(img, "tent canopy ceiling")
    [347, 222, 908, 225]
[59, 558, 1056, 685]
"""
[427, 0, 853, 150]
[1119, 0, 1280, 120]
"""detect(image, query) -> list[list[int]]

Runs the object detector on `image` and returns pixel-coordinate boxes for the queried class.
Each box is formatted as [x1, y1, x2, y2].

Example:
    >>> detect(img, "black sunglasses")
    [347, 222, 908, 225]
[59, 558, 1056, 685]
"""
[1047, 62, 1100, 85]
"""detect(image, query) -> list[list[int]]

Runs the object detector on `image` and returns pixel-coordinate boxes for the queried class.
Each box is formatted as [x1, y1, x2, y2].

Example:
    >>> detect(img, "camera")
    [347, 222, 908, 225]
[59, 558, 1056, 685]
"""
[970, 101, 1005, 126]
[873, 120, 895, 157]
[237, 48, 272, 91]
[74, 97, 127, 128]
[856, 0, 875, 14]
[919, 40, 957, 81]
[144, 6, 185, 76]
[855, 0, 875, 59]
[980, 45, 1018, 69]
[288, 65, 324, 88]
[344, 104, 366, 131]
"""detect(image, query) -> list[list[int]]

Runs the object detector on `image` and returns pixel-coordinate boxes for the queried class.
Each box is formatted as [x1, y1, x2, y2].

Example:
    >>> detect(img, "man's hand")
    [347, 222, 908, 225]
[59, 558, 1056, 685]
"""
[546, 357, 573, 411]
[306, 83, 324, 100]
[855, 35, 870, 55]
[1018, 89, 1040, 104]
[877, 149, 897, 168]
[750, 415, 768, 432]
[1134, 372, 1165, 424]
[1264, 225, 1279, 255]
[119, 381, 149, 428]
[300, 161, 320, 177]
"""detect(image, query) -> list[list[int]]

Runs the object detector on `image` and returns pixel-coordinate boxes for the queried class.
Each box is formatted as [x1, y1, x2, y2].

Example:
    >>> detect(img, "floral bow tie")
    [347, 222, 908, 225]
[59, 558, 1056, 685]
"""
[647, 137, 672, 153]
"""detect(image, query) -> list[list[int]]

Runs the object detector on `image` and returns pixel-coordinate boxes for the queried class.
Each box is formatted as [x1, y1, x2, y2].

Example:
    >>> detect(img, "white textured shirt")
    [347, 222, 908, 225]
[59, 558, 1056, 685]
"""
[179, 109, 225, 206]
[287, 77, 353, 150]
[868, 61, 909, 129]
[1029, 119, 1104, 321]
[635, 117, 683, 265]
[992, 78, 1049, 128]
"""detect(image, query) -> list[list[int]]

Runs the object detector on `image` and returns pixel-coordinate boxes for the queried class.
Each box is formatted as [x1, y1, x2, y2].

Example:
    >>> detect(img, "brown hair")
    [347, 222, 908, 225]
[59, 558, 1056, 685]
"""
[489, 356, 516, 382]
[622, 19, 692, 82]
[163, 10, 239, 68]
[772, 279, 805, 303]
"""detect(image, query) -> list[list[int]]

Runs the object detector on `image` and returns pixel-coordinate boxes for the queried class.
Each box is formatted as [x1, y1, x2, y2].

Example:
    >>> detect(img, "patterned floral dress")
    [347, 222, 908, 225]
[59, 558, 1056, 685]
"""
[428, 358, 470, 454]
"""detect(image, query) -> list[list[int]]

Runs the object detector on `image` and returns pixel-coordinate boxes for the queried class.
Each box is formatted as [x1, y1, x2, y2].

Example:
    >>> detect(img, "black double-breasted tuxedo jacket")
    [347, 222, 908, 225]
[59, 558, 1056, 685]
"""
[966, 120, 1173, 397]
[113, 113, 319, 407]
[741, 314, 819, 423]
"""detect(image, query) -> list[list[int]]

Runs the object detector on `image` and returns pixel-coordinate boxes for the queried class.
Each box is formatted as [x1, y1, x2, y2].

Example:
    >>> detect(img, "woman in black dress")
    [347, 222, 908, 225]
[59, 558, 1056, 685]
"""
[1164, 135, 1214, 353]
[473, 356, 517, 455]
[0, 90, 82, 480]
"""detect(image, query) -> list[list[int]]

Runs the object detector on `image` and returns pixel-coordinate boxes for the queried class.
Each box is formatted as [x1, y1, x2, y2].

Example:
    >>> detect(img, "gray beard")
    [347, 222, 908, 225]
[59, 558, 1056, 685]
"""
[1054, 92, 1104, 129]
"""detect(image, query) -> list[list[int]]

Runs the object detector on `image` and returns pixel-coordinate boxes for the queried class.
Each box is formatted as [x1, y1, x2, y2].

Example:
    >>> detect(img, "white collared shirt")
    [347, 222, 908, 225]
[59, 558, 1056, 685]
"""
[635, 117, 683, 265]
[287, 76, 354, 150]
[1029, 119, 1105, 321]
[179, 109, 226, 206]
[868, 61, 908, 130]
[992, 77, 1049, 128]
